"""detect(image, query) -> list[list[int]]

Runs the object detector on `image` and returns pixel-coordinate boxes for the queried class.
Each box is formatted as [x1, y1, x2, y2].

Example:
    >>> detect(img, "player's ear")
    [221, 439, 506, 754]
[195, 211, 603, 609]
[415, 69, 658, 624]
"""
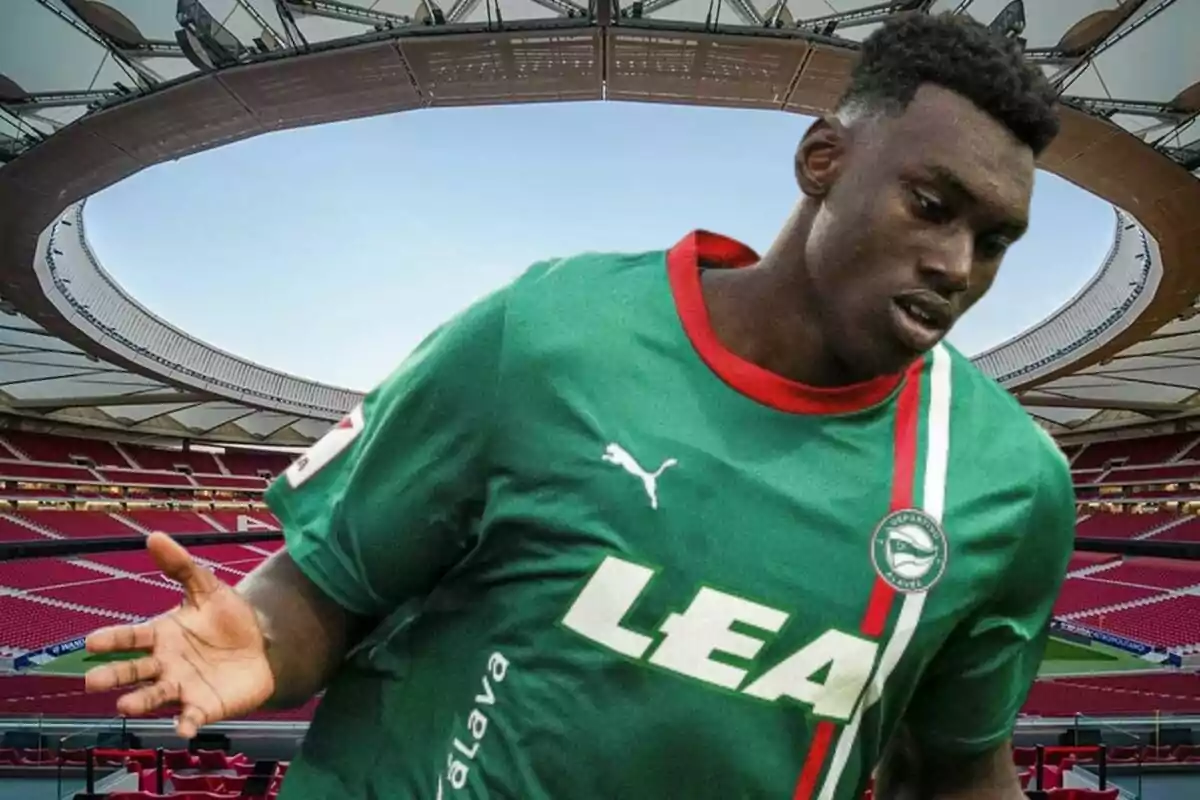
[795, 116, 848, 199]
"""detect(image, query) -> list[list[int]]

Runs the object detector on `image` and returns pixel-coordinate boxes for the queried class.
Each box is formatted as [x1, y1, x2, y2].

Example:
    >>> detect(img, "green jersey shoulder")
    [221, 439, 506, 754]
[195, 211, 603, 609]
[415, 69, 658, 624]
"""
[943, 342, 1073, 498]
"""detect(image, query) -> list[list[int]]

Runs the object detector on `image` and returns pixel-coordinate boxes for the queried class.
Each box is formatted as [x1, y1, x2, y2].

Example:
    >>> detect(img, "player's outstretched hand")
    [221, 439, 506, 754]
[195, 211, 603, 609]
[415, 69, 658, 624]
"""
[84, 532, 275, 738]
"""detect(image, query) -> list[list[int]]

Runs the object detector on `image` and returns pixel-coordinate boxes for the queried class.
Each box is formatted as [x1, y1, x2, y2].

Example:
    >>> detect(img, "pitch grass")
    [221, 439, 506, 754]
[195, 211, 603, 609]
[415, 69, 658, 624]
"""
[28, 647, 139, 676]
[1038, 637, 1156, 677]
[29, 636, 1152, 680]
[1044, 637, 1119, 662]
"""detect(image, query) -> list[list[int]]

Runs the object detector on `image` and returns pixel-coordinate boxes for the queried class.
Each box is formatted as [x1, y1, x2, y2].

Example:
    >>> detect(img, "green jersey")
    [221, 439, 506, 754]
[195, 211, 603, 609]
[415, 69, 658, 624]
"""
[267, 231, 1075, 800]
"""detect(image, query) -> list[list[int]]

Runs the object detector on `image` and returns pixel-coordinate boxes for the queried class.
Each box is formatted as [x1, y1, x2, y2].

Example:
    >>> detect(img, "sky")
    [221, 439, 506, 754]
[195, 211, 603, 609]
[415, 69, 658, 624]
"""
[84, 100, 1115, 392]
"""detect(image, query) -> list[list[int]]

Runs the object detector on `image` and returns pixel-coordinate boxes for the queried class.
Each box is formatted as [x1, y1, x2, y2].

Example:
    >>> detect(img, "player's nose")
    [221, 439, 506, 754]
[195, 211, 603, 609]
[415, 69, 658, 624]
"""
[919, 228, 973, 300]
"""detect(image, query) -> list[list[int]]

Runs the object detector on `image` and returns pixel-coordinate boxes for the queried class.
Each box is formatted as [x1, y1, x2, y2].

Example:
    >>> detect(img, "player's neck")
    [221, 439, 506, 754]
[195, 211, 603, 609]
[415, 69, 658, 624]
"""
[701, 219, 852, 389]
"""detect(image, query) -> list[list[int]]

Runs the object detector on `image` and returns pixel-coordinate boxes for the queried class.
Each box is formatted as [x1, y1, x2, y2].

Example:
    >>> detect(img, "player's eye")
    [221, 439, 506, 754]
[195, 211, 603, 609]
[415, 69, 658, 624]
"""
[977, 234, 1012, 260]
[910, 188, 951, 223]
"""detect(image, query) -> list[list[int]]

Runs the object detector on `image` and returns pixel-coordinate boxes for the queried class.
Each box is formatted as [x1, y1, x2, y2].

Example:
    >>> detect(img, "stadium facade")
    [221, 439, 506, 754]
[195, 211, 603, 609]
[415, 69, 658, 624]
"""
[1, 0, 1200, 444]
[0, 2, 1199, 796]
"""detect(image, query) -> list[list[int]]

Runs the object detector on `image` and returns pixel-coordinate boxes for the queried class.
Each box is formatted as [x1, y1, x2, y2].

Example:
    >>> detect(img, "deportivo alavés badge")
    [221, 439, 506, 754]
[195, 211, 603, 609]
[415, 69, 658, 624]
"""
[871, 508, 948, 594]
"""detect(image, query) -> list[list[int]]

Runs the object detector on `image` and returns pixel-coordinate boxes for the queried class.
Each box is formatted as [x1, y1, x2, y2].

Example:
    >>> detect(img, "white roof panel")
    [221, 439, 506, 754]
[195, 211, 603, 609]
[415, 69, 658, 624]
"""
[0, 0, 1197, 439]
[0, 306, 330, 445]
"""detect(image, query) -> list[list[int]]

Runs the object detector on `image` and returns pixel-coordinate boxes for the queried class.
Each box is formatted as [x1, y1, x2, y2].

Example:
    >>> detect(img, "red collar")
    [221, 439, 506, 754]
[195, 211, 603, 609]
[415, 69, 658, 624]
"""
[667, 230, 907, 415]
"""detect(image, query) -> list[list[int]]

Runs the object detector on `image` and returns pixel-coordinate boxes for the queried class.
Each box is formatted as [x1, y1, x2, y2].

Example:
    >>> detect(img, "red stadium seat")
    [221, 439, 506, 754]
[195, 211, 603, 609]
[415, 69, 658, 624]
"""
[18, 749, 56, 765]
[1071, 432, 1197, 469]
[195, 749, 242, 771]
[163, 747, 197, 770]
[1012, 746, 1038, 767]
[1174, 744, 1199, 760]
[1045, 789, 1119, 800]
[1074, 512, 1179, 540]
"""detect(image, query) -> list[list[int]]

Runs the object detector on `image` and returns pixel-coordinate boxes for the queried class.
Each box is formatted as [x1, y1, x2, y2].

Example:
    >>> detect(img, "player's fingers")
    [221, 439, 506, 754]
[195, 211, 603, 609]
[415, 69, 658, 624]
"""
[176, 705, 209, 739]
[115, 679, 180, 717]
[147, 532, 219, 599]
[86, 621, 155, 655]
[85, 655, 162, 693]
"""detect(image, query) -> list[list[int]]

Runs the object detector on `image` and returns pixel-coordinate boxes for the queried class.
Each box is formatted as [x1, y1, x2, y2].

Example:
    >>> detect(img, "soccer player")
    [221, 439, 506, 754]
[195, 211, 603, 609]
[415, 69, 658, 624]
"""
[85, 12, 1074, 800]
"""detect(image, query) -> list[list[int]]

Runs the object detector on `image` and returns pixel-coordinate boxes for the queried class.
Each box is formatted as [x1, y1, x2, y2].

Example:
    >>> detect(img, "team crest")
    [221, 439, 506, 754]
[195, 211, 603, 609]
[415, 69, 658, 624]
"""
[870, 509, 947, 594]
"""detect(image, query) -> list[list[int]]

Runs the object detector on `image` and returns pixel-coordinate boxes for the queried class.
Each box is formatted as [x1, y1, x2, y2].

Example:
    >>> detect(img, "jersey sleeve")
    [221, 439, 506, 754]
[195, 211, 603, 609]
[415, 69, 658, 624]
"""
[903, 440, 1075, 755]
[265, 287, 508, 618]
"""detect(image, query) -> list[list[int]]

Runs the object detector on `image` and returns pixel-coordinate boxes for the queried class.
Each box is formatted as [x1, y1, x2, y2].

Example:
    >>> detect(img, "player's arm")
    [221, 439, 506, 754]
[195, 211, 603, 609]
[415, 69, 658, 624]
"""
[876, 440, 1076, 799]
[235, 551, 370, 708]
[875, 728, 1022, 799]
[252, 287, 508, 705]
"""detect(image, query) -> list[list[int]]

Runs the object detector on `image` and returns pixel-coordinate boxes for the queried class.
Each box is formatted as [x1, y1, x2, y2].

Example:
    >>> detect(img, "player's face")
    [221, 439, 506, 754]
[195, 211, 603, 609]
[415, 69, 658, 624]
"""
[799, 84, 1035, 381]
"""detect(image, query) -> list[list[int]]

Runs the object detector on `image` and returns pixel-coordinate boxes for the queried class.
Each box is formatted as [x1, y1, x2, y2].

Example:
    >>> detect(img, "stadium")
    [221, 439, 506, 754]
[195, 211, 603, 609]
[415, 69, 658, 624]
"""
[1, 0, 1199, 798]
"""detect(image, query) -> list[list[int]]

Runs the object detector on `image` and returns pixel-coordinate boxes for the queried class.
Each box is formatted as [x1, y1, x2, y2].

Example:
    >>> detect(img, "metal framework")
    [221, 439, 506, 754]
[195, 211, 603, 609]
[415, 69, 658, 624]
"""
[0, 0, 1198, 441]
[0, 1, 1192, 168]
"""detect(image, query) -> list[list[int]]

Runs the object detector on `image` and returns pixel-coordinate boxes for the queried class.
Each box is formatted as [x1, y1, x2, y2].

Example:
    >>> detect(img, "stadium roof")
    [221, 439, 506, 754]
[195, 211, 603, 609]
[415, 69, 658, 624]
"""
[1, 0, 1199, 444]
[0, 304, 332, 446]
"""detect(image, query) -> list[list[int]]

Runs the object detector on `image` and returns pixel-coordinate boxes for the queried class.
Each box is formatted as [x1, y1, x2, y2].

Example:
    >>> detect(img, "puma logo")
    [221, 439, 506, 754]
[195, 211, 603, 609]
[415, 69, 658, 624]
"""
[602, 443, 677, 511]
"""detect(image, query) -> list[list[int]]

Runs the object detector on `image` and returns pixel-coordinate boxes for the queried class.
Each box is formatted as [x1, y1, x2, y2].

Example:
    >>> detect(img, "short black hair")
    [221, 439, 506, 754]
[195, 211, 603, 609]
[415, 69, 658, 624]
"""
[838, 12, 1060, 155]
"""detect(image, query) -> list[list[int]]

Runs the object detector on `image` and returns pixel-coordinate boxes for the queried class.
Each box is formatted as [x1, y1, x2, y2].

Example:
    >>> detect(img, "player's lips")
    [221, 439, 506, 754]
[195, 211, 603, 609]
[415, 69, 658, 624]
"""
[890, 292, 953, 352]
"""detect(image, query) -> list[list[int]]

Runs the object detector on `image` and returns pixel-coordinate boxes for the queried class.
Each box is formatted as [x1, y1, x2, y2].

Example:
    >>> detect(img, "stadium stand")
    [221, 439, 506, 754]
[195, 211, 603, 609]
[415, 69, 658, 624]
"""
[1053, 556, 1200, 650]
[1075, 597, 1200, 651]
[1025, 675, 1200, 717]
[1051, 578, 1163, 617]
[1070, 432, 1199, 470]
[0, 424, 1196, 800]
[221, 449, 292, 477]
[0, 534, 276, 653]
[1099, 558, 1200, 589]
[0, 432, 285, 678]
[1074, 512, 1179, 540]
[0, 431, 129, 467]
[1068, 432, 1200, 508]
[14, 510, 142, 539]
[0, 596, 119, 651]
[1065, 552, 1120, 573]
[121, 510, 223, 534]
[206, 510, 280, 533]
[0, 430, 279, 500]
[0, 674, 317, 721]
[1149, 517, 1200, 542]
[1076, 511, 1200, 542]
